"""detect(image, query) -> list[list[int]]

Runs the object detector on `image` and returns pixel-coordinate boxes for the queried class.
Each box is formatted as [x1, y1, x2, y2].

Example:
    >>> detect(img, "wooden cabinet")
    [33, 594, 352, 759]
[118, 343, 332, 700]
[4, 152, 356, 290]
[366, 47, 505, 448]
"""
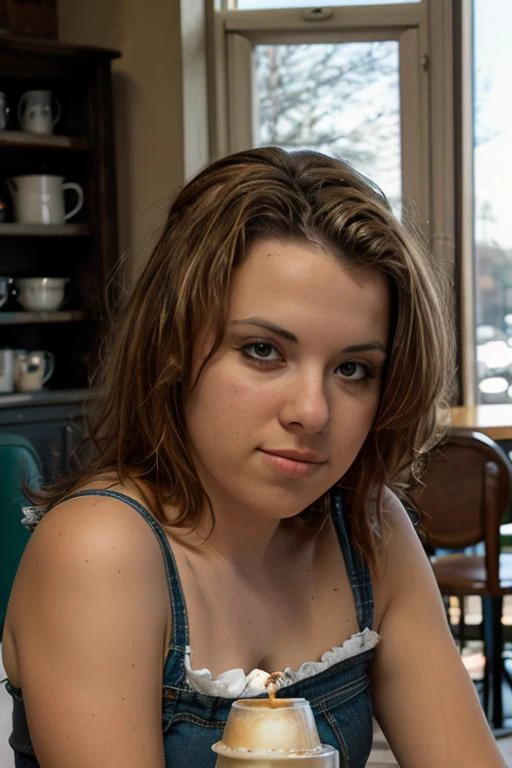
[0, 35, 121, 480]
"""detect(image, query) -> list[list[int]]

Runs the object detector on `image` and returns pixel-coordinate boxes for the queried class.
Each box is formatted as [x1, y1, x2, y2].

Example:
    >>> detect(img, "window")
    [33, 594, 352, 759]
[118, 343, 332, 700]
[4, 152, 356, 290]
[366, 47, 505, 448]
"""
[472, 0, 512, 404]
[221, 4, 428, 227]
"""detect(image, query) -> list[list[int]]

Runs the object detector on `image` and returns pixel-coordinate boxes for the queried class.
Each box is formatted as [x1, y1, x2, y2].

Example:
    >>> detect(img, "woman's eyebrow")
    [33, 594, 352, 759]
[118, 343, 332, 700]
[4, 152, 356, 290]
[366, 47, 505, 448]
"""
[343, 342, 387, 355]
[230, 317, 387, 354]
[230, 317, 297, 342]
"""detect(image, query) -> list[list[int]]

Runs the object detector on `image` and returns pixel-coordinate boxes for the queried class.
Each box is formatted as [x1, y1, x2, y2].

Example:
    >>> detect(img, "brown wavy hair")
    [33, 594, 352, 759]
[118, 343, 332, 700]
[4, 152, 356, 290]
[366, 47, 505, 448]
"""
[34, 147, 454, 571]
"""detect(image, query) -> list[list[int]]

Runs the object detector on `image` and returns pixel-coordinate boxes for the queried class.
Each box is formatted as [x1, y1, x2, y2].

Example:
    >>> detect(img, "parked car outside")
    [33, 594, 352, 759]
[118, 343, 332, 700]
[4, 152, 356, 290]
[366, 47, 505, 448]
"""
[476, 324, 512, 403]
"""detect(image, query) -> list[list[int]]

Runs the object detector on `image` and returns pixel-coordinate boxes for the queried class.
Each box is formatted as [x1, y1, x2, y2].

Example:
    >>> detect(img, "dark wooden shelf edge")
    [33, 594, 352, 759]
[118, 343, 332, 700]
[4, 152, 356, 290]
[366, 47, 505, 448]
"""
[0, 131, 89, 151]
[0, 33, 121, 61]
[0, 387, 91, 408]
[0, 310, 86, 325]
[0, 223, 91, 236]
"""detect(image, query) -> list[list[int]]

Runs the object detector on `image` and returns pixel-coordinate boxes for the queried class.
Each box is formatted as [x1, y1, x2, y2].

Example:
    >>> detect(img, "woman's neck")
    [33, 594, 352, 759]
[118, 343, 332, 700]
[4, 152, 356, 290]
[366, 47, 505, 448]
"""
[172, 499, 314, 580]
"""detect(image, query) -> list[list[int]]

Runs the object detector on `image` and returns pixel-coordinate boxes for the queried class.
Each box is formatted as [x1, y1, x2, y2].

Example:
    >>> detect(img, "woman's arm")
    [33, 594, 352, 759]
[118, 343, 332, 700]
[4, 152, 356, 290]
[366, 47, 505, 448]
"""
[7, 495, 171, 768]
[371, 491, 506, 768]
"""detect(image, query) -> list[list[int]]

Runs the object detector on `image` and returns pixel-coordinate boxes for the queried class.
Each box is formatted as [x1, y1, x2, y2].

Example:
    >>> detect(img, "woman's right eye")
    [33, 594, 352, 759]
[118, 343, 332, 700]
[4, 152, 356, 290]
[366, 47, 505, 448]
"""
[240, 341, 282, 363]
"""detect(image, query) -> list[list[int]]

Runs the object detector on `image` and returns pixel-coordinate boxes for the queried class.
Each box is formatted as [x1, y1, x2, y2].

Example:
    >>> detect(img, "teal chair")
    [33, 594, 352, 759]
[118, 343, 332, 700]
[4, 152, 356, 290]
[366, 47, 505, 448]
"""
[0, 434, 42, 637]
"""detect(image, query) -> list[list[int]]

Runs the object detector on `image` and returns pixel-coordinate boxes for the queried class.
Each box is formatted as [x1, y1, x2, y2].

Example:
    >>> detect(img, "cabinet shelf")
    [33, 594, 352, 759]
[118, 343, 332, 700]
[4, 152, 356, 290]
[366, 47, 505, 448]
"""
[0, 310, 86, 325]
[0, 223, 91, 236]
[0, 387, 90, 408]
[0, 131, 89, 151]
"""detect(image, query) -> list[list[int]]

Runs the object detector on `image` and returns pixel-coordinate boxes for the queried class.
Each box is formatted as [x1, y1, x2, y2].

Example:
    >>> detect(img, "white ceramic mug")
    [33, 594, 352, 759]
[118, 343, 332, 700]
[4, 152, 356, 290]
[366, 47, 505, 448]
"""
[15, 350, 55, 393]
[18, 90, 61, 135]
[8, 175, 84, 225]
[0, 348, 15, 393]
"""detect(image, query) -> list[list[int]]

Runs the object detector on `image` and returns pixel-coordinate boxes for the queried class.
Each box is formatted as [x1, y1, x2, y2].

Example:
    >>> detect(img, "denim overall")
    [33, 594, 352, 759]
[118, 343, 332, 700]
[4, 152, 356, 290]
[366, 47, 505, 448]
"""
[6, 488, 376, 768]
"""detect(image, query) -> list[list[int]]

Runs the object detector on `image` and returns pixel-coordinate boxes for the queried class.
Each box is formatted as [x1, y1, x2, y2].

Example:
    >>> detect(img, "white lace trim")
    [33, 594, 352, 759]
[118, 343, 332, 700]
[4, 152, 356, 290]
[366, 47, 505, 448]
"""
[184, 627, 380, 698]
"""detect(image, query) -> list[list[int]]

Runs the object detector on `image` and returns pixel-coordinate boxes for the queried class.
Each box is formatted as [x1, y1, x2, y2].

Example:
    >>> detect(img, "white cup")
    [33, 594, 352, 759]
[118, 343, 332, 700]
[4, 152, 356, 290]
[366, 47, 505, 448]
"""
[212, 699, 339, 767]
[0, 348, 15, 393]
[15, 277, 69, 311]
[18, 90, 61, 135]
[8, 175, 84, 225]
[15, 350, 55, 392]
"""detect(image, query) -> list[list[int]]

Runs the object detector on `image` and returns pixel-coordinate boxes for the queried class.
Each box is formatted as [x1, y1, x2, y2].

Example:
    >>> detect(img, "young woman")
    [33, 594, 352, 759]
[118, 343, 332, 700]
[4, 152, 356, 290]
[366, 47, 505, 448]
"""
[3, 147, 505, 767]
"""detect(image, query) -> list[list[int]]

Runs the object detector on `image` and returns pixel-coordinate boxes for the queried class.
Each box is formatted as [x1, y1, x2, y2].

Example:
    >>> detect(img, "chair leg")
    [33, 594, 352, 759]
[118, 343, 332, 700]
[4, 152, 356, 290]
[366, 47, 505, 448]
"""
[482, 595, 504, 728]
[482, 622, 490, 717]
[459, 596, 466, 650]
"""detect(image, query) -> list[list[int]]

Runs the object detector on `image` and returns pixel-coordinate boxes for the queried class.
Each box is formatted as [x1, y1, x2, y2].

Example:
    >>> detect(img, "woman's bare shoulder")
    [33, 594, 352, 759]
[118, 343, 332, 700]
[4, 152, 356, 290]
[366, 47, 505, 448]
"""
[7, 484, 171, 654]
[29, 481, 161, 558]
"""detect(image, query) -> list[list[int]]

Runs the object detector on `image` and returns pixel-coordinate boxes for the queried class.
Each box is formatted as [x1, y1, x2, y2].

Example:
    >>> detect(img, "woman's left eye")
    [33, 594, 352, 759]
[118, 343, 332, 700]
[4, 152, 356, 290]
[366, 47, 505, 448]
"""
[335, 361, 371, 381]
[241, 342, 282, 362]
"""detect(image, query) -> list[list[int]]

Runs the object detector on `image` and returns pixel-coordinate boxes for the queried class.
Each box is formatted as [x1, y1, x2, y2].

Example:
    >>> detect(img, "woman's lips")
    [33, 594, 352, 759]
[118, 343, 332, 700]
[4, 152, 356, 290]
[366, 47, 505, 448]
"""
[259, 449, 327, 478]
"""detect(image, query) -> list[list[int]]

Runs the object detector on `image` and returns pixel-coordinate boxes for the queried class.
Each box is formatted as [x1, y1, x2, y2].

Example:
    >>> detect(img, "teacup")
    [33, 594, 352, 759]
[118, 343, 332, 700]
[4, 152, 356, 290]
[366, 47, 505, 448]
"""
[18, 90, 61, 135]
[15, 350, 55, 392]
[15, 277, 69, 311]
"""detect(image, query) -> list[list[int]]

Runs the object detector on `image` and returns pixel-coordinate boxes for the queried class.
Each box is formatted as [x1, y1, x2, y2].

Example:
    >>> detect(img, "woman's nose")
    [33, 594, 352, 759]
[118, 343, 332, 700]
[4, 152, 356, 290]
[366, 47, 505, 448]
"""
[279, 374, 330, 433]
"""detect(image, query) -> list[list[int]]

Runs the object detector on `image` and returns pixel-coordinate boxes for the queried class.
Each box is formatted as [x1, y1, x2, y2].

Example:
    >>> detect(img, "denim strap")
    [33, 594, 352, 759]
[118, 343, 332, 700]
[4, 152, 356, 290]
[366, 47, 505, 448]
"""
[61, 489, 189, 684]
[330, 488, 374, 631]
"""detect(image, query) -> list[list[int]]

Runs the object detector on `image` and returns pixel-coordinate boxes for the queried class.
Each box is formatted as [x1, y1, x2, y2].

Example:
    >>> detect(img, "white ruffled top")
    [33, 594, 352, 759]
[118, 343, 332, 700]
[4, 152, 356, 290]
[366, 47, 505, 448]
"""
[185, 627, 380, 698]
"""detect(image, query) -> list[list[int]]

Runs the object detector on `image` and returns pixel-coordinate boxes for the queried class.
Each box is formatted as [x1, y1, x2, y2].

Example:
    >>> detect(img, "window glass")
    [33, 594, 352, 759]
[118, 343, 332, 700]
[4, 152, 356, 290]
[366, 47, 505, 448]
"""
[233, 1, 418, 8]
[473, 0, 512, 404]
[253, 41, 401, 213]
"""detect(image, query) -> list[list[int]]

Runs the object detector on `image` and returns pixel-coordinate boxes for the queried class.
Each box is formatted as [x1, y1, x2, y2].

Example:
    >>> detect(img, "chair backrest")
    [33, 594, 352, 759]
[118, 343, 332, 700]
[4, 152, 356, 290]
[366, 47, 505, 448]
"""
[0, 434, 42, 636]
[412, 429, 512, 593]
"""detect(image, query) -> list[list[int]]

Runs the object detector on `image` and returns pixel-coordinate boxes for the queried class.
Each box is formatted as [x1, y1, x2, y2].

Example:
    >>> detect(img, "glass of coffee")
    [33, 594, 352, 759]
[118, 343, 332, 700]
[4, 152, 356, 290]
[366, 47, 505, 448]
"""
[212, 698, 339, 767]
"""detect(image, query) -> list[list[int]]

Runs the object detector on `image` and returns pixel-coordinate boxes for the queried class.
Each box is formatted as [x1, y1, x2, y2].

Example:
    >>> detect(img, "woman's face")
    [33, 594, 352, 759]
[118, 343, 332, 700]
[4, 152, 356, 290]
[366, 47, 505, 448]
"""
[184, 237, 390, 522]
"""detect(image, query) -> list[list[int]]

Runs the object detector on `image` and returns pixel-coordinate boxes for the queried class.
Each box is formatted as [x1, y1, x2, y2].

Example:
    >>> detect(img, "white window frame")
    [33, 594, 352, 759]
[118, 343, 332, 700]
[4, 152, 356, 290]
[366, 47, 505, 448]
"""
[453, 0, 475, 406]
[213, 5, 430, 228]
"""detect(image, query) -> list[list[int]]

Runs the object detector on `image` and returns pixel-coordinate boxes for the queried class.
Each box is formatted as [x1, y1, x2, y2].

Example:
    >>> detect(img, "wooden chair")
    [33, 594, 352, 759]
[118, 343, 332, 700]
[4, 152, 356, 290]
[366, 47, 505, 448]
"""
[412, 429, 512, 728]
